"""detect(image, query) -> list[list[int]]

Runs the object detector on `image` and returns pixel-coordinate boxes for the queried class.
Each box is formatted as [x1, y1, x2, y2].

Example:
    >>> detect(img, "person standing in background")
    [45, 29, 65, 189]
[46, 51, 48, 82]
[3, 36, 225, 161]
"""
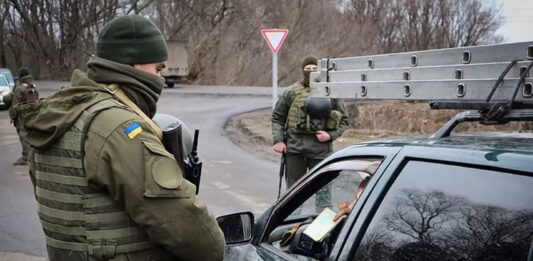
[272, 55, 349, 206]
[9, 67, 38, 165]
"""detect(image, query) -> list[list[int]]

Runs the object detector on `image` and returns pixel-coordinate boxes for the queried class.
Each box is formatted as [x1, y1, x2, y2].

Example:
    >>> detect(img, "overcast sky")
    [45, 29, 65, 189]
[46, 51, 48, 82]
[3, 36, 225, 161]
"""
[496, 0, 533, 42]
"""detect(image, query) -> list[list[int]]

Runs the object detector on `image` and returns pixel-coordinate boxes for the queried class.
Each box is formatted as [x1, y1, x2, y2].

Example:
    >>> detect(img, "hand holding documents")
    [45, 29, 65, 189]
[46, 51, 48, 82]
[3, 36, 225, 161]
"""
[303, 207, 345, 242]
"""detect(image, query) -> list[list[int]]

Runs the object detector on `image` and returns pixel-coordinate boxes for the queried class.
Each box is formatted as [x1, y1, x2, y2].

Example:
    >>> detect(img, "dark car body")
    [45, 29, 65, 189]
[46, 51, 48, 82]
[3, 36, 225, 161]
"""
[220, 133, 533, 261]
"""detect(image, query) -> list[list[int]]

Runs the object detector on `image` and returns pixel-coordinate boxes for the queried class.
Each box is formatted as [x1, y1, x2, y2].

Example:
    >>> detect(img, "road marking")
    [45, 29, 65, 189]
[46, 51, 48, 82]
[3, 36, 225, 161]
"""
[212, 181, 270, 213]
[15, 170, 30, 180]
[209, 160, 232, 165]
[0, 252, 46, 261]
[212, 181, 230, 190]
[0, 140, 19, 146]
[224, 190, 270, 213]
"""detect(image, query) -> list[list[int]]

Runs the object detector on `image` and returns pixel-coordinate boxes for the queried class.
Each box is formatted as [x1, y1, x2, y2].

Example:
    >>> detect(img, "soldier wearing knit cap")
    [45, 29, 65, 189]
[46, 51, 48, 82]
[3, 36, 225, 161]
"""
[16, 15, 224, 261]
[10, 67, 37, 165]
[272, 55, 349, 202]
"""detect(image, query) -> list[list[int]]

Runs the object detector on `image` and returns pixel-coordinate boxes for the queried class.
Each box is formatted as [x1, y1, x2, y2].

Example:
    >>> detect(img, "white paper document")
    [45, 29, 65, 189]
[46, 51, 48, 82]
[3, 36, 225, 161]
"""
[303, 207, 345, 242]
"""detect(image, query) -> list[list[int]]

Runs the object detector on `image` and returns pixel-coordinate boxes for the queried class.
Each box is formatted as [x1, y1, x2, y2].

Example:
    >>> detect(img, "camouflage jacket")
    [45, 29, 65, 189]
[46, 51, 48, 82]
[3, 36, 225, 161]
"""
[272, 81, 349, 158]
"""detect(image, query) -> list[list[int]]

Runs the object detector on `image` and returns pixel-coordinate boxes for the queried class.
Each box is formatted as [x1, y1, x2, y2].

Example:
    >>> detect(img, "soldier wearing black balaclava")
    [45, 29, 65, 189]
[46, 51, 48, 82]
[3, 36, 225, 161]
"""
[272, 55, 349, 193]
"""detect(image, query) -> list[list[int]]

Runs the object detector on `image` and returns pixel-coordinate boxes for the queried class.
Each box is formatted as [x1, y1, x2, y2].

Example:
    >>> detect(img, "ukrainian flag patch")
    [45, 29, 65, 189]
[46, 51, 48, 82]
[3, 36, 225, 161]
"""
[125, 122, 142, 139]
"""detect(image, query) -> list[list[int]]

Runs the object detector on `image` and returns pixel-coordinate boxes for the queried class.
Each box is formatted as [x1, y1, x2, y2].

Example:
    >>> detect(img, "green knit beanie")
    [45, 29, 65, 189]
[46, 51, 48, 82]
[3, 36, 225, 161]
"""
[96, 15, 168, 64]
[19, 67, 30, 78]
[301, 55, 318, 69]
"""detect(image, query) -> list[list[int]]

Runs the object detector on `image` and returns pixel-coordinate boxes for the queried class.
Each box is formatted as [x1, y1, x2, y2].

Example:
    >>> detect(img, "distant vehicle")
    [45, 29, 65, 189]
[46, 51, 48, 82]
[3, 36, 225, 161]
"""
[0, 74, 11, 109]
[161, 40, 189, 88]
[0, 68, 15, 92]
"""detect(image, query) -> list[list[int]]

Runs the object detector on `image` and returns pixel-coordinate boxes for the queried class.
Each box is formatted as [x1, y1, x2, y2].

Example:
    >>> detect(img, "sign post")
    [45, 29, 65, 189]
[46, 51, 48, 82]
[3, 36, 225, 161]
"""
[261, 29, 289, 109]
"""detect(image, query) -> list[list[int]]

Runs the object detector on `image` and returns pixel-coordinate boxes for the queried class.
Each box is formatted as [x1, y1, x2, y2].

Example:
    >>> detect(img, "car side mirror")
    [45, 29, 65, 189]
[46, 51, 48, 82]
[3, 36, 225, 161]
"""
[217, 212, 254, 244]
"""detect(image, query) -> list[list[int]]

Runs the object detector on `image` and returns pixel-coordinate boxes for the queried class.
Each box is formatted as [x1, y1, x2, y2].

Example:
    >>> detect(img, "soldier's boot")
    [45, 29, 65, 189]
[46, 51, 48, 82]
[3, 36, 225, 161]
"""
[13, 157, 27, 166]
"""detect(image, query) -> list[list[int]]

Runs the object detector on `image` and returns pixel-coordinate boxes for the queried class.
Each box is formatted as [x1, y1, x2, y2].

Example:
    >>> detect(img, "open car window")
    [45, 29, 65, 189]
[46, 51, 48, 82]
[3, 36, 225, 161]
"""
[285, 158, 382, 221]
[264, 158, 383, 260]
[285, 169, 371, 220]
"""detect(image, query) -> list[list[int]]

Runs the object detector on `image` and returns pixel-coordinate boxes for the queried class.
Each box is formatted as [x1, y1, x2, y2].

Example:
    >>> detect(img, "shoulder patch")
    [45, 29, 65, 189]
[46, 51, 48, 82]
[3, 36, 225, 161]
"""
[125, 122, 143, 139]
[152, 161, 182, 189]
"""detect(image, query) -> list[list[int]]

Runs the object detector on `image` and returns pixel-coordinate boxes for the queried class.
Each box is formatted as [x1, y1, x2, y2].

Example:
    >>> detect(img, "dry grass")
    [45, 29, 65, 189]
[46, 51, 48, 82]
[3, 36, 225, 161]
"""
[226, 102, 533, 159]
[348, 101, 533, 134]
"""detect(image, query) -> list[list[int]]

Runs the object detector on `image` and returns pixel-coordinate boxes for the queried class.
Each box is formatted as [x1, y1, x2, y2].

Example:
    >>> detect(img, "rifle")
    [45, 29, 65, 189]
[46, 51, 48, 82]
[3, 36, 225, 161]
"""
[278, 152, 286, 199]
[277, 130, 288, 199]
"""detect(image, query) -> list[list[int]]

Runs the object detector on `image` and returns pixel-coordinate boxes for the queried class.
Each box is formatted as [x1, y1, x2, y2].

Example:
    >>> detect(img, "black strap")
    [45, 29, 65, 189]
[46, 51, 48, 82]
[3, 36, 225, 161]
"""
[486, 60, 518, 102]
[481, 60, 533, 123]
[510, 61, 533, 104]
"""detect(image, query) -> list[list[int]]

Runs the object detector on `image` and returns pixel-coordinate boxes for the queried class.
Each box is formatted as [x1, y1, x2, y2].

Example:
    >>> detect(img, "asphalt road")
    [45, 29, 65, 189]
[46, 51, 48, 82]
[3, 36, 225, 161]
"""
[0, 81, 280, 260]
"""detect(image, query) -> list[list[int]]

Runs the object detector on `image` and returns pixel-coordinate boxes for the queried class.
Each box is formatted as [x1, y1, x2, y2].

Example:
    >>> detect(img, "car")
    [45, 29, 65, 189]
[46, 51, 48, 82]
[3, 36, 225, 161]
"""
[0, 68, 15, 92]
[218, 119, 533, 260]
[217, 41, 533, 260]
[0, 74, 11, 109]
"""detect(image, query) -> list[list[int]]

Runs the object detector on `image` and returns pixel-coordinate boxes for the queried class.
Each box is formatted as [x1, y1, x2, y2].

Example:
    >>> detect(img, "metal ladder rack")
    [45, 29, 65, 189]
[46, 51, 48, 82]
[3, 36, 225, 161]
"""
[310, 42, 533, 107]
[309, 42, 533, 135]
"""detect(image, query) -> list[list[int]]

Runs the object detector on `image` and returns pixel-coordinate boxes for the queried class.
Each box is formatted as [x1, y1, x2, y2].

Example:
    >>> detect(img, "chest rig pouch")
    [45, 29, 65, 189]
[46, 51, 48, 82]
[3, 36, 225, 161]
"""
[287, 84, 340, 134]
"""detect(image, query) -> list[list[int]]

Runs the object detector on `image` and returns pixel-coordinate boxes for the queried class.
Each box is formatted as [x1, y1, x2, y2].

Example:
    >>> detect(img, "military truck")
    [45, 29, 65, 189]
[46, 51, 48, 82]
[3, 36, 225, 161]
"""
[217, 42, 533, 260]
[162, 40, 188, 88]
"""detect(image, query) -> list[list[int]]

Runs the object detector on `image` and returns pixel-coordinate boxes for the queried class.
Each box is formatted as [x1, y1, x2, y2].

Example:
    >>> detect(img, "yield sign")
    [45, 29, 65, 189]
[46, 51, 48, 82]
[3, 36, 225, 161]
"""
[261, 29, 289, 54]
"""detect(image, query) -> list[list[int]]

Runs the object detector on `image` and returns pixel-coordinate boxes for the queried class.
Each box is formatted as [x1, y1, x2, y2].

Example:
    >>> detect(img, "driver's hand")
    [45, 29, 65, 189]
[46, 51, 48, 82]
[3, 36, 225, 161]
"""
[273, 142, 287, 153]
[333, 201, 351, 221]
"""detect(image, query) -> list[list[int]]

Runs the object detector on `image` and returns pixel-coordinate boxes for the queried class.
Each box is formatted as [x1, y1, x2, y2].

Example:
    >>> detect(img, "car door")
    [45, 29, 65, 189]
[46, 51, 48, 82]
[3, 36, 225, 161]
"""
[332, 146, 533, 261]
[223, 146, 401, 261]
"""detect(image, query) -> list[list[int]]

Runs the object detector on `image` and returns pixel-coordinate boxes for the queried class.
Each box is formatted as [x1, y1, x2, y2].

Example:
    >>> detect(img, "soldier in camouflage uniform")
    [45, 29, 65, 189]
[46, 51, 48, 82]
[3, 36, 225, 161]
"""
[16, 15, 225, 261]
[272, 55, 349, 190]
[9, 68, 38, 165]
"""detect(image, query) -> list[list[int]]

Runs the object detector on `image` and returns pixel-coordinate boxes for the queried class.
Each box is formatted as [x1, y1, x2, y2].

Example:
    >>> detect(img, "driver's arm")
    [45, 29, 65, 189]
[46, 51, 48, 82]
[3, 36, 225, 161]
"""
[333, 161, 380, 221]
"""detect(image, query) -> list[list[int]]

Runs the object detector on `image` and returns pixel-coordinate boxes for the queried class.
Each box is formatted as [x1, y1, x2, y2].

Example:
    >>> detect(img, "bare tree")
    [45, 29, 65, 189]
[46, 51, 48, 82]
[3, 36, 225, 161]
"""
[444, 205, 533, 260]
[355, 188, 532, 260]
[343, 0, 503, 53]
[3, 0, 152, 79]
[384, 189, 459, 244]
[0, 2, 10, 67]
[1, 0, 503, 83]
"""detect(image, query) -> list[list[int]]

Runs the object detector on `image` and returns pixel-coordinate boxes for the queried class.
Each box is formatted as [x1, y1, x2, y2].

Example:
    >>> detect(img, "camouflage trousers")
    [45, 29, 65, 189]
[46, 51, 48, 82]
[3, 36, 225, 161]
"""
[285, 154, 331, 210]
[15, 124, 29, 161]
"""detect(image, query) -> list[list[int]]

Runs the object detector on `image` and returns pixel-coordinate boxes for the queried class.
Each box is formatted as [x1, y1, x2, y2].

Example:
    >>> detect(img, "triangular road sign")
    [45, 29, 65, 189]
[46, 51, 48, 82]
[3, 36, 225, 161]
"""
[261, 29, 289, 54]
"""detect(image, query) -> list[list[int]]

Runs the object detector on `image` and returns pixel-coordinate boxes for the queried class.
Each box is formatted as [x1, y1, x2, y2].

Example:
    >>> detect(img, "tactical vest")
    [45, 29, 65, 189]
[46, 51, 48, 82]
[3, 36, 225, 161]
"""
[22, 83, 39, 102]
[32, 99, 154, 260]
[287, 84, 328, 134]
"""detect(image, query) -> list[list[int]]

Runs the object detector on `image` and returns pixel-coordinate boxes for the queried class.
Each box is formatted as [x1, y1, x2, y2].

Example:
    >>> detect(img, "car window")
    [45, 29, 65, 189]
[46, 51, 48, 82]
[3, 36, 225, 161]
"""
[285, 169, 370, 220]
[354, 160, 533, 261]
[1, 71, 14, 84]
[285, 158, 382, 220]
[0, 75, 8, 86]
[265, 158, 383, 260]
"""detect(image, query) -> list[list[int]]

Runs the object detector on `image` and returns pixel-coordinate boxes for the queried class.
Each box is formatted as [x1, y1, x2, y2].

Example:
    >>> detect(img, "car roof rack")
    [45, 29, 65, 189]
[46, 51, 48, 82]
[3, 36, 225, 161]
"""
[310, 42, 533, 137]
